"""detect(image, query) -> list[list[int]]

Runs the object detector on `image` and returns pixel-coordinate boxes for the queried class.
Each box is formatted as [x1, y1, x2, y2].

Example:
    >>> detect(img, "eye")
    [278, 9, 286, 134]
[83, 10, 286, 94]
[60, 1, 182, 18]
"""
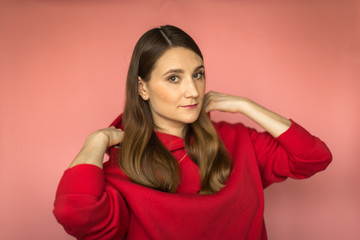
[168, 75, 180, 83]
[193, 71, 204, 79]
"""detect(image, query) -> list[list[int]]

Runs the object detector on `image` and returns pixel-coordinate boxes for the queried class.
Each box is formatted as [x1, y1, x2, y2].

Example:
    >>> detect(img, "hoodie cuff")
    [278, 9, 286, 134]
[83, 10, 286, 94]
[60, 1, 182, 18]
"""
[55, 164, 105, 198]
[276, 119, 319, 156]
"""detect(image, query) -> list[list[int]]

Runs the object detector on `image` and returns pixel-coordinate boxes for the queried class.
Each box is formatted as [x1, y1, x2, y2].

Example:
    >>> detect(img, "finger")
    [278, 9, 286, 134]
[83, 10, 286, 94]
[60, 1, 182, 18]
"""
[204, 99, 215, 113]
[203, 93, 219, 112]
[105, 128, 124, 146]
[203, 99, 210, 112]
[203, 92, 213, 107]
[204, 106, 211, 113]
[109, 126, 123, 132]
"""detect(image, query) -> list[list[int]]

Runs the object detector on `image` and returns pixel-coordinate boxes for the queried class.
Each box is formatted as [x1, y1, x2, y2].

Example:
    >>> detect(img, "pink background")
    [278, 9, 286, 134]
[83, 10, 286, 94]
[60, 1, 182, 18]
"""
[1, 0, 359, 239]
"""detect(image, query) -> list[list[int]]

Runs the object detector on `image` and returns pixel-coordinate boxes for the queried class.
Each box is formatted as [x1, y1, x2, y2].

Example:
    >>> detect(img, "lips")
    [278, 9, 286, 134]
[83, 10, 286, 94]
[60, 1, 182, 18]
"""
[181, 104, 198, 109]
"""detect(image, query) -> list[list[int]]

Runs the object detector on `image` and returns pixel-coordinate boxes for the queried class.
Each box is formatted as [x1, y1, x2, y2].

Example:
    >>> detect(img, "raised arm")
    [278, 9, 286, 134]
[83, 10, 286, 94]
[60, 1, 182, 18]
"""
[205, 91, 332, 186]
[54, 127, 128, 239]
[69, 126, 124, 169]
[204, 91, 291, 137]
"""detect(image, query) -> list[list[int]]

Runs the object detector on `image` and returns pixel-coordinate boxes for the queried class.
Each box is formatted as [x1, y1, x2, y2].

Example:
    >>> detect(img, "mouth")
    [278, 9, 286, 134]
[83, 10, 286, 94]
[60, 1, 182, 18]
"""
[181, 104, 198, 109]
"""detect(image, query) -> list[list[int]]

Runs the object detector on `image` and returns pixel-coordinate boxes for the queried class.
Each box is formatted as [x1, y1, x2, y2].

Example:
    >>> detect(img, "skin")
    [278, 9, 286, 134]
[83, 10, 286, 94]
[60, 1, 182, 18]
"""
[69, 47, 291, 169]
[138, 47, 206, 137]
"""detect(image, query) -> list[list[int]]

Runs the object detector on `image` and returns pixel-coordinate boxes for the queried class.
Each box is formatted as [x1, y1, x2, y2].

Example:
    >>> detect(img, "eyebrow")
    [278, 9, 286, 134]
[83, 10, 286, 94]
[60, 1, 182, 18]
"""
[162, 65, 204, 76]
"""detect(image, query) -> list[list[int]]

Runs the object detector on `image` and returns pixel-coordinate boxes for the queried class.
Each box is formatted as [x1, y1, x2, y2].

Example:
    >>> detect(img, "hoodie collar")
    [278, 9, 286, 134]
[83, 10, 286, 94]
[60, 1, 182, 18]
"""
[155, 131, 185, 151]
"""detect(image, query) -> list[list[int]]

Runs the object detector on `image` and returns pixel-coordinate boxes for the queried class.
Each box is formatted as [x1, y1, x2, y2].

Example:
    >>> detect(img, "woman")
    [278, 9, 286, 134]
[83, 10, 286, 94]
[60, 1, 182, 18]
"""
[53, 25, 332, 240]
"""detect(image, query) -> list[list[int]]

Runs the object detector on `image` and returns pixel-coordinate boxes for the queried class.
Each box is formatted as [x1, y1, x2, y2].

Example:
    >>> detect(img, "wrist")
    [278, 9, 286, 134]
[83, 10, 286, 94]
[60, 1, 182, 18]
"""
[69, 135, 107, 169]
[236, 97, 252, 114]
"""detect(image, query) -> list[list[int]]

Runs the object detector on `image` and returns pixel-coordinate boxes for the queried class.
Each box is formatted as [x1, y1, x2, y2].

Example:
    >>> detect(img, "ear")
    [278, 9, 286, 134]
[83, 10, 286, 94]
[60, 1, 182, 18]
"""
[137, 76, 149, 100]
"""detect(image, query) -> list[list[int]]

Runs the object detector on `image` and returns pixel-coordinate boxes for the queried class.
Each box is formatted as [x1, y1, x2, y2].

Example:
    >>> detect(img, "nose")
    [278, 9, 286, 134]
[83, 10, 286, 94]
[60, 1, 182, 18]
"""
[184, 78, 199, 98]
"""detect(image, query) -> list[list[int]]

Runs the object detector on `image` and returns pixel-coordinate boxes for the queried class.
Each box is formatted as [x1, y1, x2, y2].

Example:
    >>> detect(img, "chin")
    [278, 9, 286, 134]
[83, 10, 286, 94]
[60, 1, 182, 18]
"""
[182, 114, 200, 124]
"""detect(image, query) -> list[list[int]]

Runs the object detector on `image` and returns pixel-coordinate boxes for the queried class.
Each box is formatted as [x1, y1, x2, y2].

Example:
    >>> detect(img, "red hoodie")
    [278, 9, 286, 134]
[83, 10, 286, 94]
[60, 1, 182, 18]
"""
[53, 115, 332, 240]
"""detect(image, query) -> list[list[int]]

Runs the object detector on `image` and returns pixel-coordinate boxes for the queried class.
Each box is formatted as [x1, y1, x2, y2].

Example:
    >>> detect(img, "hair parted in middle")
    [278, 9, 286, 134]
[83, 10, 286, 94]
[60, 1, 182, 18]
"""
[120, 25, 232, 194]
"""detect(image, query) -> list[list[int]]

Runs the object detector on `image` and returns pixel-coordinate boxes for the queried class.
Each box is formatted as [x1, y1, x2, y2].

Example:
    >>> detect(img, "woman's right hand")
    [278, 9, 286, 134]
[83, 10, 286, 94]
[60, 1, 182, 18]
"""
[85, 126, 124, 148]
[69, 127, 124, 169]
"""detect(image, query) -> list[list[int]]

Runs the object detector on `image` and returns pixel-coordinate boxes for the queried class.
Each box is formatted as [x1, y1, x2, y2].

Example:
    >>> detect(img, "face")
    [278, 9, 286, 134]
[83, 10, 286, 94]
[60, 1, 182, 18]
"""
[138, 47, 205, 136]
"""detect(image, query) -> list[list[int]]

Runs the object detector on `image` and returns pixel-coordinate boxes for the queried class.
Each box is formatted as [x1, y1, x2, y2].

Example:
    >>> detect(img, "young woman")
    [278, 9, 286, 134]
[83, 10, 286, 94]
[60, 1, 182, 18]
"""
[53, 25, 332, 240]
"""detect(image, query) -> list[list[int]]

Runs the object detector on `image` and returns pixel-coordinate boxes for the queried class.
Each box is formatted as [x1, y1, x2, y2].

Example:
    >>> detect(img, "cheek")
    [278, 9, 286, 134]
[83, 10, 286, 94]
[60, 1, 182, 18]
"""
[150, 87, 178, 105]
[197, 81, 206, 97]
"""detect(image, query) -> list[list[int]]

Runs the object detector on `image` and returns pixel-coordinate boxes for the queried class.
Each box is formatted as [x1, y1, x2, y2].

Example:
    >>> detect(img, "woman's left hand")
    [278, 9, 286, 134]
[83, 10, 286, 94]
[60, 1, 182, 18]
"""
[203, 91, 246, 113]
[203, 91, 291, 137]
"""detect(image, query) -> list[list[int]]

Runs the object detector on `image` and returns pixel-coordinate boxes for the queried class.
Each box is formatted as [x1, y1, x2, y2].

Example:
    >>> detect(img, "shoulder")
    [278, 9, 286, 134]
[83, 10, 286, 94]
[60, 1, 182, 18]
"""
[212, 120, 246, 132]
[212, 120, 256, 140]
[211, 121, 257, 153]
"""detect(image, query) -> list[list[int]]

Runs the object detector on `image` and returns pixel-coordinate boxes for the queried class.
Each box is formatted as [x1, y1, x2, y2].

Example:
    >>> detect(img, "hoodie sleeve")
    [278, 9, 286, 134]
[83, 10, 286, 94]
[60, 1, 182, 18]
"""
[248, 120, 332, 187]
[53, 164, 129, 239]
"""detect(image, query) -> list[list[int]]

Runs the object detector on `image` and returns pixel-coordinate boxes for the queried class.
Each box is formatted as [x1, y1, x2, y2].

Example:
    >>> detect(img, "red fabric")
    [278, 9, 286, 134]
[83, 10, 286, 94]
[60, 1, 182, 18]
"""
[53, 115, 332, 240]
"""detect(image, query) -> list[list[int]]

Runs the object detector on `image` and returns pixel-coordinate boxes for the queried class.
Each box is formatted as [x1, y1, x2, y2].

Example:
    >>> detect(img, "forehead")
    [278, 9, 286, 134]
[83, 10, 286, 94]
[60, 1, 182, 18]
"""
[153, 47, 203, 72]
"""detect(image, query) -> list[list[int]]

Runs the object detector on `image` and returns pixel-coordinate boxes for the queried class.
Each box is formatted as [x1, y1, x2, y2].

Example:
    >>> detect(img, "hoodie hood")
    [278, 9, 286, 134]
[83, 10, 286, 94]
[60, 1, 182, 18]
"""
[109, 113, 124, 129]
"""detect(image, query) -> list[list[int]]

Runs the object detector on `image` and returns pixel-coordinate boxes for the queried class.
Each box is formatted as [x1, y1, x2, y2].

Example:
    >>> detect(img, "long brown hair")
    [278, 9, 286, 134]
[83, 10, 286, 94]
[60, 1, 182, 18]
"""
[120, 25, 232, 194]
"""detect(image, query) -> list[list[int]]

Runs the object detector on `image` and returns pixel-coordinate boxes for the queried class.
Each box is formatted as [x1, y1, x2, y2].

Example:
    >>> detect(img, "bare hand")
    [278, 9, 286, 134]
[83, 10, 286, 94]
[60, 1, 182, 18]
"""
[203, 91, 291, 138]
[85, 126, 124, 148]
[203, 91, 246, 113]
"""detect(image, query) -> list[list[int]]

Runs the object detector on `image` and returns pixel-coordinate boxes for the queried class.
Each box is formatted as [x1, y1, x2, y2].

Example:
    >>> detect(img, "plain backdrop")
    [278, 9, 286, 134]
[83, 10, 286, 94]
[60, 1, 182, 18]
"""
[1, 0, 359, 239]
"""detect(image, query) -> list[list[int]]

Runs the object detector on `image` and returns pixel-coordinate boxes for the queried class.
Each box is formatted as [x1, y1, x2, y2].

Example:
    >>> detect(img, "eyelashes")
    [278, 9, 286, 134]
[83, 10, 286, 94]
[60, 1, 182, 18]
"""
[168, 75, 180, 83]
[167, 71, 205, 83]
[193, 71, 205, 79]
